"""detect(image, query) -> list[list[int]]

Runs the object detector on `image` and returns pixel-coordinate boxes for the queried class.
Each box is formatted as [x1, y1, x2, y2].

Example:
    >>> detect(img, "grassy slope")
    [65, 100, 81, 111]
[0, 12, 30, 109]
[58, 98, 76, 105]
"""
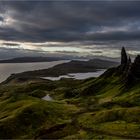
[0, 70, 140, 139]
[0, 94, 78, 139]
[74, 74, 140, 139]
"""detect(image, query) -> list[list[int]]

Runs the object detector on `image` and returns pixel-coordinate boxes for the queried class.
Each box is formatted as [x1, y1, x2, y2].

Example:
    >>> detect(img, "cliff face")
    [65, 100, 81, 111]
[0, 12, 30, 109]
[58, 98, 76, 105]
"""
[126, 55, 140, 85]
[112, 47, 131, 77]
[102, 47, 139, 87]
[118, 47, 140, 86]
[131, 55, 140, 78]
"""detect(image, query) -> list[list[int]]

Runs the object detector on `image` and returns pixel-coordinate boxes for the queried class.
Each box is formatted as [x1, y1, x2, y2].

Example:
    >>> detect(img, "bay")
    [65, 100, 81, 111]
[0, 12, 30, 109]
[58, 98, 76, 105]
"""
[0, 60, 69, 83]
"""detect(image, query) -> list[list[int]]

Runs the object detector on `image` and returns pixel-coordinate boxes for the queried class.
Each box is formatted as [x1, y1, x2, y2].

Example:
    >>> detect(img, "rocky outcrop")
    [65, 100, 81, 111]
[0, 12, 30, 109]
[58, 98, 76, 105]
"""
[125, 55, 140, 85]
[121, 47, 128, 65]
[113, 47, 140, 86]
[132, 55, 140, 78]
[128, 56, 131, 64]
[116, 47, 131, 76]
[96, 47, 131, 79]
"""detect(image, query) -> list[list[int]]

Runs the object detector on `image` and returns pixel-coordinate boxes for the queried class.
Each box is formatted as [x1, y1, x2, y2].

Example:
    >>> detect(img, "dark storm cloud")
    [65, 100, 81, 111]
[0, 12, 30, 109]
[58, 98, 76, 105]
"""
[0, 1, 140, 42]
[0, 47, 44, 59]
[0, 16, 4, 22]
[2, 42, 19, 46]
[86, 30, 140, 41]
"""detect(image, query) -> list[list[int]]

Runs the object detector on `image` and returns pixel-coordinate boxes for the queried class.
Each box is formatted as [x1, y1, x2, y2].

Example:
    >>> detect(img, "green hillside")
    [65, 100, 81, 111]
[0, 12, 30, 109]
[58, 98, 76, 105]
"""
[0, 48, 140, 139]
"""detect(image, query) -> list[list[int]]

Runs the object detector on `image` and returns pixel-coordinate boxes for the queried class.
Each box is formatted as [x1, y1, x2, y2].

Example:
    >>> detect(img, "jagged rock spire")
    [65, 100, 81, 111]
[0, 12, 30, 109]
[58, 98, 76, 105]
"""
[125, 55, 140, 86]
[134, 55, 140, 64]
[128, 56, 131, 64]
[132, 55, 140, 78]
[121, 47, 128, 65]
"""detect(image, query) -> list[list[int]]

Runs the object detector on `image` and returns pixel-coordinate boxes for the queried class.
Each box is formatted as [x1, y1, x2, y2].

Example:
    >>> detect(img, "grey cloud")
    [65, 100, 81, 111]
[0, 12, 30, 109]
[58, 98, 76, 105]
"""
[86, 30, 140, 41]
[0, 47, 49, 59]
[0, 1, 140, 43]
[0, 16, 4, 22]
[55, 50, 79, 54]
[1, 42, 19, 46]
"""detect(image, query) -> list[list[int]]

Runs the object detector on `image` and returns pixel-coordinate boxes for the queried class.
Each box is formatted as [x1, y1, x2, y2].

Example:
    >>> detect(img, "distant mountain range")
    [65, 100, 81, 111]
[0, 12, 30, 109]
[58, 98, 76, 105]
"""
[3, 59, 119, 84]
[0, 57, 67, 63]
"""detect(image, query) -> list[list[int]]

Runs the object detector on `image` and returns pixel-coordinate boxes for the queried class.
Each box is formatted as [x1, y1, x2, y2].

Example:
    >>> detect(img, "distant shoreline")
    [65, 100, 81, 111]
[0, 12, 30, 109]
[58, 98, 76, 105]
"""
[0, 57, 68, 63]
[2, 59, 119, 84]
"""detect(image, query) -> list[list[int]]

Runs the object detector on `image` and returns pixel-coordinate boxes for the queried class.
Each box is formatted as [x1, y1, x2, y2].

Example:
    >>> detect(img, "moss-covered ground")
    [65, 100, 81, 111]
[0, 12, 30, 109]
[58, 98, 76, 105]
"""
[0, 72, 140, 139]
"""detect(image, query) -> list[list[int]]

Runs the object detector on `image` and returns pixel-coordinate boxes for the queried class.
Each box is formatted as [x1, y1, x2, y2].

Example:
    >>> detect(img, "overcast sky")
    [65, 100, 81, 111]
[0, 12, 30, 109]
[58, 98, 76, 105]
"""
[0, 0, 140, 60]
